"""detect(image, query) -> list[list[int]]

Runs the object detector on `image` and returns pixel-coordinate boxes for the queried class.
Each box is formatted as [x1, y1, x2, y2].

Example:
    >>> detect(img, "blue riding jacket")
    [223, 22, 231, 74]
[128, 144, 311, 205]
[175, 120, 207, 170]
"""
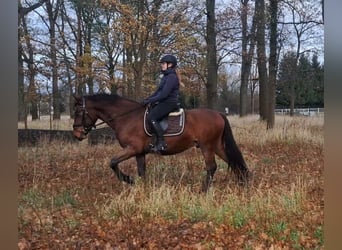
[145, 68, 180, 105]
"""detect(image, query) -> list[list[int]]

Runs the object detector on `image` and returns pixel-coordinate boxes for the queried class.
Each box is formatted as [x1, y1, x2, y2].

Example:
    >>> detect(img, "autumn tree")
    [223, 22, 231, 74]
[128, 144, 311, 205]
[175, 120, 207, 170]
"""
[101, 0, 169, 100]
[65, 0, 98, 96]
[46, 0, 62, 119]
[57, 0, 77, 117]
[81, 1, 99, 94]
[20, 7, 39, 120]
[18, 0, 47, 122]
[93, 5, 124, 94]
[18, 0, 324, 121]
[31, 0, 63, 120]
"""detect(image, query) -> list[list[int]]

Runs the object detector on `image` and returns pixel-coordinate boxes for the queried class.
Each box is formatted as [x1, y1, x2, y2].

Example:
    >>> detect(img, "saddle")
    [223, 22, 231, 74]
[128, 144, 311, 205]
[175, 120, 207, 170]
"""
[144, 108, 185, 137]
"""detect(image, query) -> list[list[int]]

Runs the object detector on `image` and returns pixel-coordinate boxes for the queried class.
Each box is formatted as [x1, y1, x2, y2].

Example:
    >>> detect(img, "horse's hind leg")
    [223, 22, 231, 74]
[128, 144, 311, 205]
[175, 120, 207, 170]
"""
[215, 147, 250, 186]
[136, 154, 146, 178]
[201, 149, 217, 192]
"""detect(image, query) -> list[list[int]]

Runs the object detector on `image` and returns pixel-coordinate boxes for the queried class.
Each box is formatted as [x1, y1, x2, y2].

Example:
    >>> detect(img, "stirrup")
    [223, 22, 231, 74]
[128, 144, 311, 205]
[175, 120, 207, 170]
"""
[148, 143, 158, 152]
[156, 141, 167, 152]
[148, 143, 165, 153]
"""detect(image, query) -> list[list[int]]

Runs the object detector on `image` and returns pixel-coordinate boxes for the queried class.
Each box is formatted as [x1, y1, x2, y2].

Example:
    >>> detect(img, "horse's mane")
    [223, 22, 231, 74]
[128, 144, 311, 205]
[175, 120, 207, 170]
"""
[86, 93, 138, 105]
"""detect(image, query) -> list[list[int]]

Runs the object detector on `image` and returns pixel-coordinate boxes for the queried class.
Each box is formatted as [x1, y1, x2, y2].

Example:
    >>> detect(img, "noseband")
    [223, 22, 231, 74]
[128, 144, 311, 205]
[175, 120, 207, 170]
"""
[72, 97, 96, 135]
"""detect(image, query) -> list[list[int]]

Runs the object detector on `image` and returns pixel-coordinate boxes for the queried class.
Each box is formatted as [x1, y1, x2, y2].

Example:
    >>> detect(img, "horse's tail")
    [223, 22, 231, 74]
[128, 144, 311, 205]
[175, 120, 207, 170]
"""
[220, 113, 250, 183]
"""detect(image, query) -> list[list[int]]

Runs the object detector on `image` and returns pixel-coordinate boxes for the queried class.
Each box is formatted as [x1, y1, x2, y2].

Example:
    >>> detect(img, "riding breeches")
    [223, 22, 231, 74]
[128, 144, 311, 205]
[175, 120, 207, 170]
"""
[146, 102, 179, 125]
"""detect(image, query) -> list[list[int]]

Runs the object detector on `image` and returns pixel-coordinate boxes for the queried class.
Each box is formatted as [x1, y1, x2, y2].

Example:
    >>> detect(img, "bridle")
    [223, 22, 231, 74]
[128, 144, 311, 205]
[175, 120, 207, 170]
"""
[72, 96, 145, 135]
[72, 97, 97, 135]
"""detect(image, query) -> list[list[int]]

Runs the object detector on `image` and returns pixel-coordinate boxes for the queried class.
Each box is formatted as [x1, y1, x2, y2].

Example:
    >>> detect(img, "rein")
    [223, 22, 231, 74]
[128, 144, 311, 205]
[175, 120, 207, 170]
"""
[74, 97, 145, 133]
[94, 105, 144, 128]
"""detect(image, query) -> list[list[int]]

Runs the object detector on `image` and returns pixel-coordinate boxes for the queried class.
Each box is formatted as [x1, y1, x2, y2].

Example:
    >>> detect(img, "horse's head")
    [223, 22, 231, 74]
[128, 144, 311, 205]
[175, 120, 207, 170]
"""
[72, 95, 97, 141]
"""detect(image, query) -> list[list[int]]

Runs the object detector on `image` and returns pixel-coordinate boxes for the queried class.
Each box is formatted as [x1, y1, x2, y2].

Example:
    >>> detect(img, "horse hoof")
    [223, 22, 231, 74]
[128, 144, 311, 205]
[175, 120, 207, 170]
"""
[124, 176, 134, 185]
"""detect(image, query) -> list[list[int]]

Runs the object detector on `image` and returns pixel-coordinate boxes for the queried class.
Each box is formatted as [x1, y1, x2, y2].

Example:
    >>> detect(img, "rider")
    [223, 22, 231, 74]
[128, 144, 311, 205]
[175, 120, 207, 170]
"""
[141, 54, 180, 152]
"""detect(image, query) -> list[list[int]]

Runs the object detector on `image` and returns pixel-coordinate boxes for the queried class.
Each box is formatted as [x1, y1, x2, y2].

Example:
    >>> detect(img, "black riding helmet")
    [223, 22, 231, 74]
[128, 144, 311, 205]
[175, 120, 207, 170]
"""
[159, 54, 177, 67]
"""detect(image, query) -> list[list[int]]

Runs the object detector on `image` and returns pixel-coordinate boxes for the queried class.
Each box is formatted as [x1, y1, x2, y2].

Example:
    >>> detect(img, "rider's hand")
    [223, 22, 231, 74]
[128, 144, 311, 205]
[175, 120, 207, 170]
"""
[141, 99, 149, 106]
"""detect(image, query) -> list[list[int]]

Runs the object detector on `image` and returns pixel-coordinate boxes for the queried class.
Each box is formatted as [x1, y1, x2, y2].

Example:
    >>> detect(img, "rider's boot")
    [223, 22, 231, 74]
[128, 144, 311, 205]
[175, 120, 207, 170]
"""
[151, 120, 167, 152]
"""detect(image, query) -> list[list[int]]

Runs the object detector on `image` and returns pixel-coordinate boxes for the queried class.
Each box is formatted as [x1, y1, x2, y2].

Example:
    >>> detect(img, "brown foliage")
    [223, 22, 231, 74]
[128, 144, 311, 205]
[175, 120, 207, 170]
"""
[18, 118, 323, 249]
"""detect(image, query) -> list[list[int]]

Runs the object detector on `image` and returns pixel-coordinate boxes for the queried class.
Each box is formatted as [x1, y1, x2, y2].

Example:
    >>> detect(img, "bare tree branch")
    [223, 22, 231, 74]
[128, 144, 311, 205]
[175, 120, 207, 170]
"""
[18, 0, 48, 19]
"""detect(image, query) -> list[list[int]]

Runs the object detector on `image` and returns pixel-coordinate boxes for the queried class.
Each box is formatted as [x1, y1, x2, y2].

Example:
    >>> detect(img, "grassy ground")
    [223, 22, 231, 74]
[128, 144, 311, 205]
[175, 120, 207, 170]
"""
[18, 115, 324, 249]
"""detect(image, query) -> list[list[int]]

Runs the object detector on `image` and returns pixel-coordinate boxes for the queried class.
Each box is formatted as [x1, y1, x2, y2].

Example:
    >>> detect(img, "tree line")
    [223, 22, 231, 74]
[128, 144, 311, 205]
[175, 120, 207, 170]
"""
[277, 53, 323, 111]
[18, 0, 323, 129]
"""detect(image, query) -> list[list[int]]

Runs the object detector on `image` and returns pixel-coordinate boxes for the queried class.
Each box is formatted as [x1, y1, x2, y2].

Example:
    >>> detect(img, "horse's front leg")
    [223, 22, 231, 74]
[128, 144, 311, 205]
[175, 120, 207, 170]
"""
[136, 154, 146, 178]
[110, 146, 137, 184]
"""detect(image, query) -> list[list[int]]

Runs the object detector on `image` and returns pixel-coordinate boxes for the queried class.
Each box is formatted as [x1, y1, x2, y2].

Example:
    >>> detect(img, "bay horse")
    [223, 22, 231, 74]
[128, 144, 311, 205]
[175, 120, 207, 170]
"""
[72, 93, 250, 191]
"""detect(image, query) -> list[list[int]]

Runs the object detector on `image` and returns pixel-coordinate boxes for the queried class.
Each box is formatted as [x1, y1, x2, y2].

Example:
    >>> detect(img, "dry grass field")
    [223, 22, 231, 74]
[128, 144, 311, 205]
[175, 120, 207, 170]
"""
[18, 115, 324, 249]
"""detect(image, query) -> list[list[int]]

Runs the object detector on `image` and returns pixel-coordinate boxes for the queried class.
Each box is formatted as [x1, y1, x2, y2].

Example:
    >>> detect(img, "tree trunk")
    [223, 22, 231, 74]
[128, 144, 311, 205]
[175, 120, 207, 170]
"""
[134, 61, 144, 100]
[240, 0, 257, 116]
[321, 0, 324, 23]
[86, 22, 94, 95]
[240, 0, 248, 116]
[250, 79, 257, 114]
[28, 75, 39, 120]
[61, 34, 74, 117]
[108, 54, 117, 94]
[206, 0, 218, 109]
[76, 8, 84, 96]
[22, 13, 39, 120]
[125, 47, 134, 98]
[290, 83, 295, 116]
[18, 14, 26, 122]
[18, 44, 26, 122]
[46, 0, 61, 120]
[255, 0, 268, 120]
[267, 0, 278, 129]
[64, 56, 73, 118]
[133, 42, 148, 100]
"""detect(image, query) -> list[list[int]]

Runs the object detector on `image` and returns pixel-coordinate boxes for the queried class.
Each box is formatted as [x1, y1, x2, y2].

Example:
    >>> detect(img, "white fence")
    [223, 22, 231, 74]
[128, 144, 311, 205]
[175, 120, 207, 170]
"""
[275, 108, 324, 116]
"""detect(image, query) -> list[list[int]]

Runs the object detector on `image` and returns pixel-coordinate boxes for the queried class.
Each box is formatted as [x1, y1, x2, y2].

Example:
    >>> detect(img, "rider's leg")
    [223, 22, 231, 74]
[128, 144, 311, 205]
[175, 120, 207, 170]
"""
[146, 102, 177, 152]
[150, 119, 167, 151]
